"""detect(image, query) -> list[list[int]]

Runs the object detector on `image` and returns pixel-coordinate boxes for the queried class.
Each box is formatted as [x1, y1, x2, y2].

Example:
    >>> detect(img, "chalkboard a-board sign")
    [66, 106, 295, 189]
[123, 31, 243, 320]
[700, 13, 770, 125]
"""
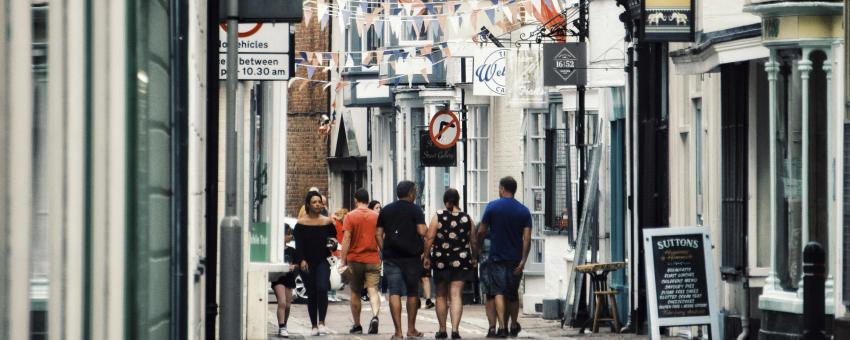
[643, 227, 720, 340]
[420, 130, 457, 167]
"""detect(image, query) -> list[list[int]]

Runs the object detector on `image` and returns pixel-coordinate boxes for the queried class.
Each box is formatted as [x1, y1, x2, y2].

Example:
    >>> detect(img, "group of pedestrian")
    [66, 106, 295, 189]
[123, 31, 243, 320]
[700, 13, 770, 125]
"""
[275, 176, 531, 339]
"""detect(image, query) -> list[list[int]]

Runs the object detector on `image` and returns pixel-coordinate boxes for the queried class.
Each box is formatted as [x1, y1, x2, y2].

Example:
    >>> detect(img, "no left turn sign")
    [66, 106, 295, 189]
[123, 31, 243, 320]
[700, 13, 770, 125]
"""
[428, 109, 461, 149]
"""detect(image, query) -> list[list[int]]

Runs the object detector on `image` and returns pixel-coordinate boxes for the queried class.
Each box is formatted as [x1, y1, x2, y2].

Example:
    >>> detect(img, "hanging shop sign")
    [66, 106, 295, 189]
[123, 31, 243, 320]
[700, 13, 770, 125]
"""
[420, 131, 457, 167]
[473, 48, 509, 96]
[543, 42, 587, 87]
[218, 0, 303, 22]
[218, 23, 291, 80]
[643, 227, 720, 340]
[428, 109, 461, 149]
[642, 0, 695, 42]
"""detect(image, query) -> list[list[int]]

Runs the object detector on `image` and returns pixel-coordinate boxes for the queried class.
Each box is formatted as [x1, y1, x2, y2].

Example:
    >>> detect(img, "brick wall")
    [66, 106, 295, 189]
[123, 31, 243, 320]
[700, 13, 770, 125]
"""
[286, 114, 329, 216]
[286, 17, 330, 216]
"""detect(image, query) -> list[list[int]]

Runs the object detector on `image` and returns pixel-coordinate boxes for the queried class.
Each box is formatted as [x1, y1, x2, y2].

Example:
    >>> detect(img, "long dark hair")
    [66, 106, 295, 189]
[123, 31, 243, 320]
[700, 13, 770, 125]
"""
[443, 188, 460, 211]
[304, 191, 323, 215]
[368, 200, 380, 210]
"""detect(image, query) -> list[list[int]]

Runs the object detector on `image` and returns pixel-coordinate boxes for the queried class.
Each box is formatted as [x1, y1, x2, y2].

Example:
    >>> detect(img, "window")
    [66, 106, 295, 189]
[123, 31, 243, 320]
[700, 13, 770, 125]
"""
[466, 106, 490, 223]
[412, 108, 426, 207]
[525, 110, 548, 274]
[398, 0, 444, 46]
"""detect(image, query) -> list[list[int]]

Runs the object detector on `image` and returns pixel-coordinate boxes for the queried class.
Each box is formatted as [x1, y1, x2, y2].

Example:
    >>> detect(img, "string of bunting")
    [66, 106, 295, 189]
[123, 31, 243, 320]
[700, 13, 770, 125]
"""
[301, 0, 553, 33]
[288, 57, 450, 90]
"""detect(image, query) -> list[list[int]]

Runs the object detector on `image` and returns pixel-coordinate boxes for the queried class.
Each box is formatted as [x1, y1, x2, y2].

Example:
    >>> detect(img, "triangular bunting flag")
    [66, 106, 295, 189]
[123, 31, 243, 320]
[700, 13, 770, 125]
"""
[485, 8, 496, 24]
[437, 16, 448, 34]
[345, 54, 354, 68]
[332, 53, 340, 67]
[469, 0, 480, 10]
[441, 44, 453, 58]
[306, 66, 316, 80]
[502, 6, 513, 23]
[425, 3, 435, 14]
[375, 48, 385, 65]
[421, 44, 433, 56]
[374, 20, 385, 38]
[429, 19, 440, 36]
[413, 16, 424, 37]
[450, 15, 461, 32]
[300, 52, 309, 63]
[421, 67, 430, 83]
[453, 3, 462, 14]
[389, 17, 403, 40]
[491, 0, 499, 5]
[316, 52, 324, 66]
[355, 16, 365, 37]
[470, 11, 478, 31]
[362, 51, 373, 65]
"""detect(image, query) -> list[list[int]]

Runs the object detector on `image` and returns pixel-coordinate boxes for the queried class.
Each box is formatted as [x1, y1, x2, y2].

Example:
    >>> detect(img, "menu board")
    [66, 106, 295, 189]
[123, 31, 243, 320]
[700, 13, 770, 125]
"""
[652, 234, 710, 317]
[643, 227, 719, 340]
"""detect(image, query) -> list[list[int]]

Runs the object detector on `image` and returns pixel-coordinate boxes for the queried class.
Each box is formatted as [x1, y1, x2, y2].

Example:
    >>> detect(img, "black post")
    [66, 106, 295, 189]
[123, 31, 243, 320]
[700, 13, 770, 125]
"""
[576, 0, 587, 235]
[802, 242, 827, 340]
[204, 0, 220, 338]
[461, 87, 468, 213]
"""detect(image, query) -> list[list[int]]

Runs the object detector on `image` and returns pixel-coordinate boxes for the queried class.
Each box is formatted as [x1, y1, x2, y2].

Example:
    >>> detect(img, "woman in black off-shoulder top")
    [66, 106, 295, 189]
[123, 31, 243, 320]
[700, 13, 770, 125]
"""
[293, 191, 338, 336]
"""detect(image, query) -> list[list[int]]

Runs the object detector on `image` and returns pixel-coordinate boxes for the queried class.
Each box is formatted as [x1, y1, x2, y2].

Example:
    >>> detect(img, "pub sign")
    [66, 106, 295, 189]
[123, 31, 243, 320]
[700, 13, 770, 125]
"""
[642, 0, 695, 42]
[543, 42, 587, 87]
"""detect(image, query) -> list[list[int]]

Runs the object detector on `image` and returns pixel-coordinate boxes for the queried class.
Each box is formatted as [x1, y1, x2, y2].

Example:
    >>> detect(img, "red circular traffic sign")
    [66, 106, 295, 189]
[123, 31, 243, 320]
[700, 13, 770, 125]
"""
[219, 23, 264, 38]
[428, 109, 461, 149]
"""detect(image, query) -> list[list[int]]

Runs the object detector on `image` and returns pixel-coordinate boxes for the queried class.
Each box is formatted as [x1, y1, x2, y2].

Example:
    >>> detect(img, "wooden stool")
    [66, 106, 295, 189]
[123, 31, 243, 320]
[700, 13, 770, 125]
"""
[592, 290, 620, 333]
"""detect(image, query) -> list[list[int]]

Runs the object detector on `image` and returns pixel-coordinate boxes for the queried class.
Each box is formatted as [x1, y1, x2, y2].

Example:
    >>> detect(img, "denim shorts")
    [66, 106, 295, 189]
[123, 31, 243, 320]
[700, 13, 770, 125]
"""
[478, 261, 494, 297]
[383, 258, 422, 296]
[487, 261, 522, 300]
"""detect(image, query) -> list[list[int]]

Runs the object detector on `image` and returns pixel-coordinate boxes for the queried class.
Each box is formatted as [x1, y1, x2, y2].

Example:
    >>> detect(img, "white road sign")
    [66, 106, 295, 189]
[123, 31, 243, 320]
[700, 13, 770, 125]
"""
[428, 109, 461, 149]
[218, 23, 290, 53]
[219, 53, 290, 80]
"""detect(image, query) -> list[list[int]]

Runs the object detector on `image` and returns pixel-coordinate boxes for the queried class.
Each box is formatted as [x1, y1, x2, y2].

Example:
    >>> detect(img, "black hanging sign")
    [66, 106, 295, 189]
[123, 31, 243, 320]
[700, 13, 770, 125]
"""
[543, 43, 586, 87]
[420, 131, 456, 167]
[641, 0, 696, 42]
[643, 227, 720, 340]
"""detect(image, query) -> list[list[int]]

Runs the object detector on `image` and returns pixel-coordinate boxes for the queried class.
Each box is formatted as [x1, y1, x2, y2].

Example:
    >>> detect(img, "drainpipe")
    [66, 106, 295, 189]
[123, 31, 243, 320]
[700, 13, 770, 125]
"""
[737, 272, 750, 340]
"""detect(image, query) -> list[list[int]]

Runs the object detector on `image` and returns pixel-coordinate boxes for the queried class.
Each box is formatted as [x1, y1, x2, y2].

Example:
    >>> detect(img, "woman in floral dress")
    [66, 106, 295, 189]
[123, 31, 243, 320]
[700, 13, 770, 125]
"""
[424, 188, 477, 339]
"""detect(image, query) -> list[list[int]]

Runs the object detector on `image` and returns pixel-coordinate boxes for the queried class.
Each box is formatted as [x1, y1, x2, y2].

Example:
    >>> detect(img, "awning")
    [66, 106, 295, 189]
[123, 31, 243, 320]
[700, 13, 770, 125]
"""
[670, 24, 768, 74]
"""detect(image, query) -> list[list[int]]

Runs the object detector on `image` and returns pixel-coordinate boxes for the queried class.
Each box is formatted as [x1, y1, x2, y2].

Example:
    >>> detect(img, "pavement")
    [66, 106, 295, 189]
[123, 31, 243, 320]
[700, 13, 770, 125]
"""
[265, 290, 674, 340]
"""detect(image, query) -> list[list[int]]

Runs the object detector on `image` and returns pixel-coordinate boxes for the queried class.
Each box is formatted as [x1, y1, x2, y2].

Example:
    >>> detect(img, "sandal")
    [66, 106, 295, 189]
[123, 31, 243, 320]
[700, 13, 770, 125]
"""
[406, 331, 424, 339]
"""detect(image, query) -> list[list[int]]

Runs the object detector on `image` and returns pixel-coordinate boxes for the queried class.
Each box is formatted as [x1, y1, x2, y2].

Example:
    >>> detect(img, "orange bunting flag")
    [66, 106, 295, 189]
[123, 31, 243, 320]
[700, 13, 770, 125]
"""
[421, 67, 430, 83]
[375, 48, 385, 65]
[421, 44, 433, 56]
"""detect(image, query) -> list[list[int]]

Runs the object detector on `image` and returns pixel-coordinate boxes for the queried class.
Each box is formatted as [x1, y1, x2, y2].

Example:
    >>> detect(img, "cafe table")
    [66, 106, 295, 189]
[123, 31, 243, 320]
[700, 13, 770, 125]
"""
[574, 262, 626, 333]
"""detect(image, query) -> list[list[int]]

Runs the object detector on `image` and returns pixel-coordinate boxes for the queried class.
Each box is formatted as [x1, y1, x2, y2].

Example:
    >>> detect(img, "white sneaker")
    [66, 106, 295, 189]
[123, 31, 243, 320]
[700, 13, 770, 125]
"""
[311, 327, 320, 336]
[318, 324, 330, 335]
[278, 326, 289, 338]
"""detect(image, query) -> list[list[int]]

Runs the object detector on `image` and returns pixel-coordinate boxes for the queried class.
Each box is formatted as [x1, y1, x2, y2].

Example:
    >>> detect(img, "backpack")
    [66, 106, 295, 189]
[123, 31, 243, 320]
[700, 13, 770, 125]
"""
[384, 208, 424, 258]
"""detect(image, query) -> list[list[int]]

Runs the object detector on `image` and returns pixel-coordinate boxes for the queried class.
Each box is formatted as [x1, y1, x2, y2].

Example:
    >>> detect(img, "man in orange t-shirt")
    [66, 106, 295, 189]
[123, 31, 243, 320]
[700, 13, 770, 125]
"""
[340, 189, 382, 335]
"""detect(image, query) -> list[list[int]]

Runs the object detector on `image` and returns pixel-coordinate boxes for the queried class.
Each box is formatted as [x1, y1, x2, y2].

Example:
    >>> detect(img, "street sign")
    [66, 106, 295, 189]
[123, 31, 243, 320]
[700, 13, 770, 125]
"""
[219, 53, 290, 80]
[428, 109, 461, 149]
[643, 227, 720, 340]
[543, 43, 587, 86]
[218, 23, 291, 81]
[420, 131, 457, 167]
[219, 23, 290, 53]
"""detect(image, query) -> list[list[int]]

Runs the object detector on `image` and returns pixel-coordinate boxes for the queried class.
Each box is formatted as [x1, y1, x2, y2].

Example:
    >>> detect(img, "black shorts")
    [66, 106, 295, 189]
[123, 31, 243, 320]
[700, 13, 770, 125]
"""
[384, 258, 423, 296]
[487, 261, 522, 300]
[433, 268, 473, 285]
[271, 272, 296, 289]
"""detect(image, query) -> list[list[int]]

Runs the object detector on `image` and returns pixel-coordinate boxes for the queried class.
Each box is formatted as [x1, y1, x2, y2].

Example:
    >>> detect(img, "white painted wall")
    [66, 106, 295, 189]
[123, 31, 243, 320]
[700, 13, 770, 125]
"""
[698, 0, 760, 33]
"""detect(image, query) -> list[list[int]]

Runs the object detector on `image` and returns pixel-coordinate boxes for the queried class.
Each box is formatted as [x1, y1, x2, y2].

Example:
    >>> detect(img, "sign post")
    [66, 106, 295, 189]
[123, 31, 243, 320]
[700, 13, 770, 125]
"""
[643, 227, 720, 339]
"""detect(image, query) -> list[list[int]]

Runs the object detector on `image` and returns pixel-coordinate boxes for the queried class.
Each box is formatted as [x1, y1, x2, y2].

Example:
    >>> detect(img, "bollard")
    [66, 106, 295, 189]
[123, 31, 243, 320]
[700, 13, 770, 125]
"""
[802, 242, 827, 340]
[219, 216, 243, 339]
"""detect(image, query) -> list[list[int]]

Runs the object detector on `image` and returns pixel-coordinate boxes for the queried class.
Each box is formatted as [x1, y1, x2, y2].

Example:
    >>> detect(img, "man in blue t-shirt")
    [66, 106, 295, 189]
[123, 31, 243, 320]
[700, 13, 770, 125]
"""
[476, 176, 532, 338]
